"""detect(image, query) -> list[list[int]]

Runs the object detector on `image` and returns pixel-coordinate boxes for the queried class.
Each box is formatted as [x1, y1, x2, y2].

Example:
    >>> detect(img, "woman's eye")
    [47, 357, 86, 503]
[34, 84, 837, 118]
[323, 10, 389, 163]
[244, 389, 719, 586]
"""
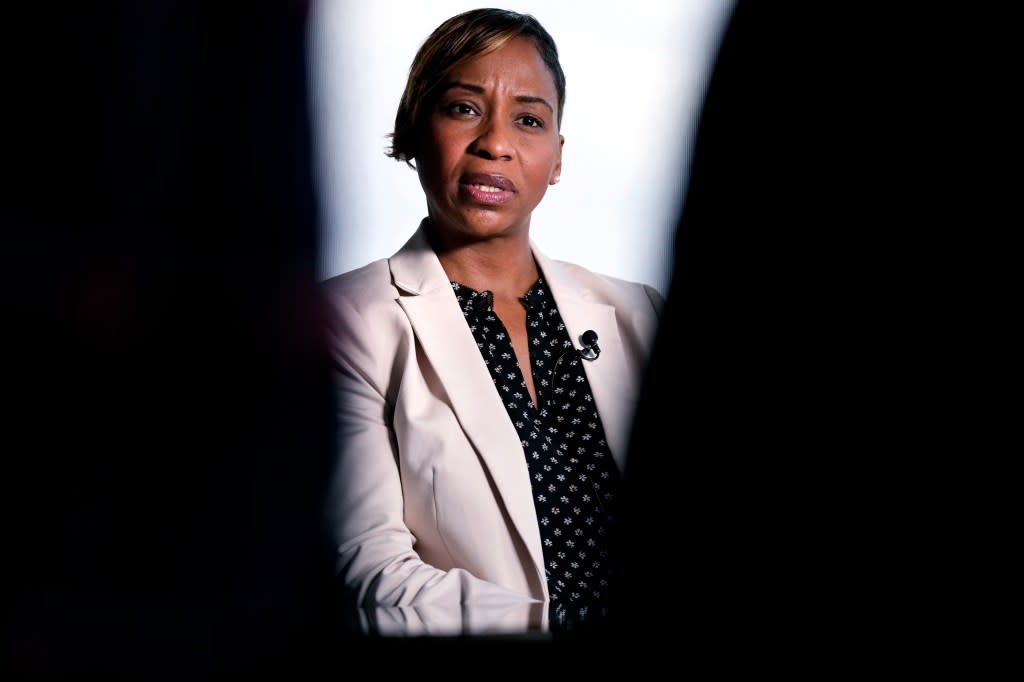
[518, 115, 543, 128]
[448, 103, 477, 116]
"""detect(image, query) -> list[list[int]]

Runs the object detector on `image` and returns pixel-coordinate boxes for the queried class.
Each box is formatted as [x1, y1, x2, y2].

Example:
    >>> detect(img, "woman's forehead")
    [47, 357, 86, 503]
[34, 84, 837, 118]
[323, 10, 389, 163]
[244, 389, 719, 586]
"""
[443, 38, 557, 97]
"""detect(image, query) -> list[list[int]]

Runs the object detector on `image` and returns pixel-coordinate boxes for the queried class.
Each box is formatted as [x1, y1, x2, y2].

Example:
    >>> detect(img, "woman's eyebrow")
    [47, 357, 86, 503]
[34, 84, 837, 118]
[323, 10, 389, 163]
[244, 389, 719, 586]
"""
[442, 81, 553, 113]
[514, 95, 553, 113]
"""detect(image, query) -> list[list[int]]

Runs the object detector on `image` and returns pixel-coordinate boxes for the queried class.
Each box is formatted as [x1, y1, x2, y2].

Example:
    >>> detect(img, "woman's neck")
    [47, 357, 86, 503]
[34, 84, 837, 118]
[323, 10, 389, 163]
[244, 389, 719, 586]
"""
[433, 233, 539, 301]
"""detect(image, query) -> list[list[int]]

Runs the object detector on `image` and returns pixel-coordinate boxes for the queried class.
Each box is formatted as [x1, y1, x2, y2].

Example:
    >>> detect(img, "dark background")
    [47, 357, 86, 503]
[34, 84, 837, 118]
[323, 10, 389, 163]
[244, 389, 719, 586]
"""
[613, 2, 965, 668]
[3, 2, 339, 676]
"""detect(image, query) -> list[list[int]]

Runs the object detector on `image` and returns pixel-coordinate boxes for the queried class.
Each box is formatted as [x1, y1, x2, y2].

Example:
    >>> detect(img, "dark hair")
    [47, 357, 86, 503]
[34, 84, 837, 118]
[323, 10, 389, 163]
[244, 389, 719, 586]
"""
[386, 8, 566, 167]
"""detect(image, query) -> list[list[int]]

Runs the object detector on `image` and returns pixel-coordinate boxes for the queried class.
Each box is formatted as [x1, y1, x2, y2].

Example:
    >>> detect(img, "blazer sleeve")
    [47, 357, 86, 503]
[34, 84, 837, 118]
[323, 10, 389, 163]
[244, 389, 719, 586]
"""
[643, 283, 666, 315]
[323, 285, 539, 611]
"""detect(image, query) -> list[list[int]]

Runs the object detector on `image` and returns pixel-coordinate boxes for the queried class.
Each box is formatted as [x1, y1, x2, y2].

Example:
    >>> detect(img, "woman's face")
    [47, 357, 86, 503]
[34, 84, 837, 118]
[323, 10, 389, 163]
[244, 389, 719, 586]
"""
[416, 37, 563, 246]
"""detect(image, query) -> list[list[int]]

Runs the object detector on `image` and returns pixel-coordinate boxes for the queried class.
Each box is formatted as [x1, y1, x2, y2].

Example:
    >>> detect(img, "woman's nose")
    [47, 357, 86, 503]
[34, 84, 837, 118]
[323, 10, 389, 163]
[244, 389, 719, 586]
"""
[469, 118, 514, 160]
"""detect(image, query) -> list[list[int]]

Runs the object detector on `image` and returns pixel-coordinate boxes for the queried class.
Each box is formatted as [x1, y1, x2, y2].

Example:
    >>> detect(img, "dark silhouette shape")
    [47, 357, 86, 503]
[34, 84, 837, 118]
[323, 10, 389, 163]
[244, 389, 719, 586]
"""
[3, 2, 339, 676]
[611, 2, 914, 659]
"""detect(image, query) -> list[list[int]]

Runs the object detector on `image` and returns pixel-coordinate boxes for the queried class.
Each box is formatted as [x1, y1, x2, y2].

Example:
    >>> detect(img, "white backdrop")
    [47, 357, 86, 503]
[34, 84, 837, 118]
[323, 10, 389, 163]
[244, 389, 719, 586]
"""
[308, 0, 735, 295]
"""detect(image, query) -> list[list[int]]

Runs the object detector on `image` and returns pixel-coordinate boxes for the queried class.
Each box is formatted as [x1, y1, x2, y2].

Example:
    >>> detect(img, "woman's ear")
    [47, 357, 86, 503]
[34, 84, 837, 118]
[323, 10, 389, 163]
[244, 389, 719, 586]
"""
[550, 135, 564, 185]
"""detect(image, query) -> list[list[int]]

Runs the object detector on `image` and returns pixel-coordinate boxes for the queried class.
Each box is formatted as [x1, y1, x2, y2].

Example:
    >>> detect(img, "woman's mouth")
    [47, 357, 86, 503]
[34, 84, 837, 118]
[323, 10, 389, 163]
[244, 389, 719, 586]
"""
[459, 173, 516, 205]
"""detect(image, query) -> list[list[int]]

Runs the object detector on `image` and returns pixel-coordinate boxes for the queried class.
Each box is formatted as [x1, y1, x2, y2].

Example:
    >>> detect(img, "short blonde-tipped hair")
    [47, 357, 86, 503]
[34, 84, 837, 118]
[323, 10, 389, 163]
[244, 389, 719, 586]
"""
[386, 8, 566, 167]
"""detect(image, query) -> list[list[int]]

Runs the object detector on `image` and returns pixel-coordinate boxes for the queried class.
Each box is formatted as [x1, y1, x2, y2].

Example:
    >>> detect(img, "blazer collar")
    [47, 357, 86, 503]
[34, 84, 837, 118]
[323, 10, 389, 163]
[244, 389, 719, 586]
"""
[389, 219, 451, 296]
[534, 248, 636, 473]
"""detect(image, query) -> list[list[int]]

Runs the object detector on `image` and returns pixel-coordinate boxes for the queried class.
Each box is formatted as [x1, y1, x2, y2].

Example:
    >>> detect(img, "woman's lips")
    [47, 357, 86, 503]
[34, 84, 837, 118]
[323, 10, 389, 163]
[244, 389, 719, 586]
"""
[459, 173, 516, 206]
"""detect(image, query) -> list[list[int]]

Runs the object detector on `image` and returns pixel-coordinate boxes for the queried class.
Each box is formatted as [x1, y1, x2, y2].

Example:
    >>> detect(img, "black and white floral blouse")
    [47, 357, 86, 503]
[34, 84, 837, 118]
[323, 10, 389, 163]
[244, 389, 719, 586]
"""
[452, 277, 622, 630]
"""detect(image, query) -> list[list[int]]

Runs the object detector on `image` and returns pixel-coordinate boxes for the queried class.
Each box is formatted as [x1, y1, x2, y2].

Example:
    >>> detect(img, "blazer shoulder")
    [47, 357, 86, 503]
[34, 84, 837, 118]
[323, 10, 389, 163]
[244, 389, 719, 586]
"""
[321, 258, 397, 305]
[320, 259, 414, 378]
[546, 259, 666, 315]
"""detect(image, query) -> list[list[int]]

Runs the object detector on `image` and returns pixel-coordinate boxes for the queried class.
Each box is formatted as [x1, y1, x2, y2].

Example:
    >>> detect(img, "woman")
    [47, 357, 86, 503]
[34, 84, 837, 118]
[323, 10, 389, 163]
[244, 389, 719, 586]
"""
[323, 8, 662, 634]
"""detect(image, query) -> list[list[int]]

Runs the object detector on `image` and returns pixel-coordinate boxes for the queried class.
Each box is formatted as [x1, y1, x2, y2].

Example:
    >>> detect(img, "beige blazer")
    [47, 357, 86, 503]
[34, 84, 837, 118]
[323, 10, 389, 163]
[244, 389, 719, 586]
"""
[323, 220, 663, 624]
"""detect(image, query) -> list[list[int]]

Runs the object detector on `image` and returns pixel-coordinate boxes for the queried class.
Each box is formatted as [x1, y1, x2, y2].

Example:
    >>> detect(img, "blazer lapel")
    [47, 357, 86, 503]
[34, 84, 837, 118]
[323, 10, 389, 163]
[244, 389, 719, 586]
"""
[536, 249, 638, 474]
[389, 223, 546, 592]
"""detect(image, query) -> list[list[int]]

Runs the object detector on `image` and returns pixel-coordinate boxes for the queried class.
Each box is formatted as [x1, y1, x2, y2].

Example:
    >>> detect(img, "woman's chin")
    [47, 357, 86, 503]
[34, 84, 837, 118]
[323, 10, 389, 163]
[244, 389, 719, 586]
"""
[431, 210, 529, 242]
